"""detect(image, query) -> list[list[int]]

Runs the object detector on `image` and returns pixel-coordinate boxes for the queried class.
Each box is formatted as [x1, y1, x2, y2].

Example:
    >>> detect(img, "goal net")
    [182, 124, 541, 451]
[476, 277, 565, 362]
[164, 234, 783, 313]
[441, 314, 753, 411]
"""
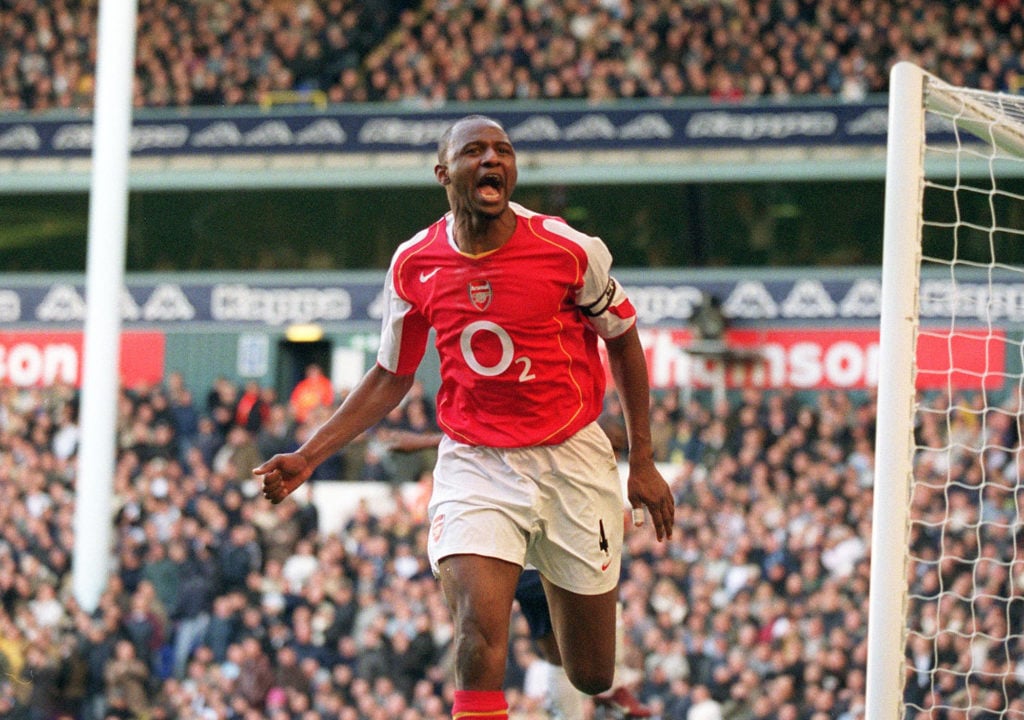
[866, 62, 1024, 719]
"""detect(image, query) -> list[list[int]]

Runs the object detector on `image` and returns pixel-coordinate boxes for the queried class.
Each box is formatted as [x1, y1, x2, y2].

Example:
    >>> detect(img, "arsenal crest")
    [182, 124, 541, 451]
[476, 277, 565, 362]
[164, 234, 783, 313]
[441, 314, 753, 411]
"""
[468, 279, 492, 311]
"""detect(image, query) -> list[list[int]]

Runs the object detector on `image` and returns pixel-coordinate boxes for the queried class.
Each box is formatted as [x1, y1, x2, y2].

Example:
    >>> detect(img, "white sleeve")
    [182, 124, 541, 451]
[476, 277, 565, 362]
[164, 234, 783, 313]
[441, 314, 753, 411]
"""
[376, 251, 429, 375]
[540, 217, 637, 339]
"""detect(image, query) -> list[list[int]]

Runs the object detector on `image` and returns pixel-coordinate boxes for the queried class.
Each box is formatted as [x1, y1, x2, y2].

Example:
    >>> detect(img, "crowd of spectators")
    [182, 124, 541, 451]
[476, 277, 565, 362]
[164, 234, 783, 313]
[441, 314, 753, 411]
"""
[2, 365, 1023, 719]
[1, 0, 1023, 113]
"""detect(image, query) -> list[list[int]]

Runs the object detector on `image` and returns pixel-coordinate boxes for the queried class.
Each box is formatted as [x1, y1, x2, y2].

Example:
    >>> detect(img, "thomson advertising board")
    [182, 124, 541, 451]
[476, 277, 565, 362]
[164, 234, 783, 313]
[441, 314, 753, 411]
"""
[0, 331, 165, 388]
[633, 327, 1003, 392]
[0, 269, 1016, 392]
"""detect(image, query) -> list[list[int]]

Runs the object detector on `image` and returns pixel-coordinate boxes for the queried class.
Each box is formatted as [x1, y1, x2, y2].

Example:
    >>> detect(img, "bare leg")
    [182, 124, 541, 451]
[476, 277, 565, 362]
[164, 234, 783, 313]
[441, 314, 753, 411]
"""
[593, 602, 652, 717]
[437, 554, 522, 689]
[541, 577, 618, 696]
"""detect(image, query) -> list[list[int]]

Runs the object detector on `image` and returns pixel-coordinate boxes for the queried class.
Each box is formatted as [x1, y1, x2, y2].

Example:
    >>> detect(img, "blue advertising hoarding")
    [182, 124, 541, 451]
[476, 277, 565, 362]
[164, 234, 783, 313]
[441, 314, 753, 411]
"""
[1, 267, 1020, 329]
[0, 101, 891, 158]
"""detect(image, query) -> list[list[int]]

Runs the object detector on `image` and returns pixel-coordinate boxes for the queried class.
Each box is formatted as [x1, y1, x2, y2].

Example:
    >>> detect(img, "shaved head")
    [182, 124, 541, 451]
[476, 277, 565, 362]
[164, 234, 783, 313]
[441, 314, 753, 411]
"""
[437, 114, 506, 163]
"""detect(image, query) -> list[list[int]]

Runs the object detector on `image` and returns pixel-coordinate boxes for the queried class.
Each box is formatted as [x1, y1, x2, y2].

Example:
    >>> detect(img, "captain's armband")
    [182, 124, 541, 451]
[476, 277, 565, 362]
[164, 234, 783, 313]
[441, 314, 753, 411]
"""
[581, 278, 617, 317]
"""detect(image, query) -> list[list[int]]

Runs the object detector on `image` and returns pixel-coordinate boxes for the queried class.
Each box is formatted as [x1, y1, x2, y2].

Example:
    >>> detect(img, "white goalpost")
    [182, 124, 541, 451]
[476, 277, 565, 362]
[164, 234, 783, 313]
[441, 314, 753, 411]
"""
[867, 62, 1024, 719]
[72, 0, 139, 613]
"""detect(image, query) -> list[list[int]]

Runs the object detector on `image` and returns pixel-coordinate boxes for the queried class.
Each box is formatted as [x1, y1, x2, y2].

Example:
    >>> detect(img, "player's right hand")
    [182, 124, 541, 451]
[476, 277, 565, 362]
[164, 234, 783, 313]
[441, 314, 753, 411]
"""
[253, 453, 311, 504]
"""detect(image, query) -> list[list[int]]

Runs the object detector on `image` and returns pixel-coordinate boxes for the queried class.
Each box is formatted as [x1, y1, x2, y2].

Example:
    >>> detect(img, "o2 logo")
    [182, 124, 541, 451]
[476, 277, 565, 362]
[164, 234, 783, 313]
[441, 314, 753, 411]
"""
[459, 320, 536, 382]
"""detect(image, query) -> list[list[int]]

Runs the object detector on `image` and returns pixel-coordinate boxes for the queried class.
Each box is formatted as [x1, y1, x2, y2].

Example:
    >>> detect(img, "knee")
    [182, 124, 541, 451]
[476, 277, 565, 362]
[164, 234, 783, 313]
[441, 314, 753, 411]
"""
[456, 623, 504, 663]
[453, 617, 509, 686]
[566, 666, 614, 696]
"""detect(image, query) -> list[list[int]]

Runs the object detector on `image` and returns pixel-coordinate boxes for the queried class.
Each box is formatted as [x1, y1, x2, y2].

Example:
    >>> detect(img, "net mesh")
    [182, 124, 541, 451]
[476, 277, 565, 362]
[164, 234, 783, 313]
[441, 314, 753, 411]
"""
[902, 77, 1024, 718]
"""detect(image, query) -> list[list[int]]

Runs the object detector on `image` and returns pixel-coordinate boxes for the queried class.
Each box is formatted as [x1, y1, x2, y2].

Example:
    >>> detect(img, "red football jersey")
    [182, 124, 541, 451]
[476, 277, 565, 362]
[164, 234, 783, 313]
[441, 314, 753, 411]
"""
[377, 203, 637, 447]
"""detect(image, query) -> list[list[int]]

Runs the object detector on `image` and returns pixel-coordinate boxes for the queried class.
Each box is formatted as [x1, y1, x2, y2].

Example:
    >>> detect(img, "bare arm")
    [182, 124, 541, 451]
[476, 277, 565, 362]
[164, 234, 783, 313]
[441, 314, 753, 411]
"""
[604, 324, 675, 541]
[383, 429, 444, 452]
[254, 365, 417, 503]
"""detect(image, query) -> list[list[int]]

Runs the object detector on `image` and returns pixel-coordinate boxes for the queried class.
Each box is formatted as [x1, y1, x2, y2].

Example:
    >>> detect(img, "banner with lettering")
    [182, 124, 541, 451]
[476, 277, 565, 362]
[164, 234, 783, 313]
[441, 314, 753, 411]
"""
[1, 268, 1020, 327]
[0, 102, 895, 159]
[634, 327, 1004, 391]
[0, 332, 165, 388]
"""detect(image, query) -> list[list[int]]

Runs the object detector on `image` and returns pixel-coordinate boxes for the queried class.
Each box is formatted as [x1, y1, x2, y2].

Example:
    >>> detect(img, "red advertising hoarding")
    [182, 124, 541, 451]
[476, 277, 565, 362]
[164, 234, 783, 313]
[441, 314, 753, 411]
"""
[0, 327, 1002, 393]
[0, 332, 166, 388]
[631, 327, 1005, 391]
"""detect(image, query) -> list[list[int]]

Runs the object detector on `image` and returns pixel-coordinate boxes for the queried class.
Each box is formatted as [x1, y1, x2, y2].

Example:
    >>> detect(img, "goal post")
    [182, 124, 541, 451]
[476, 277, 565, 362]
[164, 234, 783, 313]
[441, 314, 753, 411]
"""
[866, 60, 924, 720]
[867, 61, 1024, 720]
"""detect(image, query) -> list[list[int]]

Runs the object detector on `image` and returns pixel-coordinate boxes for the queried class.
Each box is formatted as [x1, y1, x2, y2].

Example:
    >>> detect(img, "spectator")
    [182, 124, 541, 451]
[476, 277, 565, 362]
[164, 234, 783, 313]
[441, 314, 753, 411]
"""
[169, 542, 216, 678]
[237, 635, 276, 710]
[211, 425, 263, 483]
[192, 414, 225, 470]
[50, 400, 79, 462]
[281, 537, 319, 596]
[122, 584, 167, 674]
[253, 495, 304, 566]
[257, 401, 296, 459]
[167, 381, 200, 454]
[142, 542, 179, 631]
[289, 363, 335, 425]
[217, 524, 262, 595]
[103, 639, 152, 719]
[203, 592, 242, 665]
[206, 376, 239, 438]
[22, 642, 61, 719]
[234, 380, 270, 432]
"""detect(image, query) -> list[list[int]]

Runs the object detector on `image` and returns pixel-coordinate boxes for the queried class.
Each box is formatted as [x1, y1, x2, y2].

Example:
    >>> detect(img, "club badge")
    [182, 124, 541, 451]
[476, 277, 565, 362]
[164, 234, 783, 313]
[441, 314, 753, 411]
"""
[468, 279, 492, 311]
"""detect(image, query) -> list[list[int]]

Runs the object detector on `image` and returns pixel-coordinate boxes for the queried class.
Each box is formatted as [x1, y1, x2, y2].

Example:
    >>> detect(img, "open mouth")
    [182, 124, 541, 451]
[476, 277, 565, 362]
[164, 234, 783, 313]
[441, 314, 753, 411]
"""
[476, 173, 503, 201]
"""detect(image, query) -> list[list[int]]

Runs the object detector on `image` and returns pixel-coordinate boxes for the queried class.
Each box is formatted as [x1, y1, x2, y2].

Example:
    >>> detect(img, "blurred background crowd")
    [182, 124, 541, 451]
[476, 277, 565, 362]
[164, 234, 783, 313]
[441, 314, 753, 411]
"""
[2, 367, 1021, 719]
[1, 0, 1023, 113]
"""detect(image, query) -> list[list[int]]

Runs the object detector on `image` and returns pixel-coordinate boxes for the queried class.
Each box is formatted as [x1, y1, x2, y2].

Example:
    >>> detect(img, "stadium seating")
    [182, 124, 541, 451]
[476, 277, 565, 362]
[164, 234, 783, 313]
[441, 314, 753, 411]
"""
[0, 0, 1020, 111]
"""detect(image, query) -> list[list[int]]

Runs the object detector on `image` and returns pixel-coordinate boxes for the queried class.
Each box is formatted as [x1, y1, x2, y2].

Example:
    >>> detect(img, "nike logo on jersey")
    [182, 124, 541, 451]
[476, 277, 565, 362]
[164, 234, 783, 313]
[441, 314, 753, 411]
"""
[419, 268, 441, 282]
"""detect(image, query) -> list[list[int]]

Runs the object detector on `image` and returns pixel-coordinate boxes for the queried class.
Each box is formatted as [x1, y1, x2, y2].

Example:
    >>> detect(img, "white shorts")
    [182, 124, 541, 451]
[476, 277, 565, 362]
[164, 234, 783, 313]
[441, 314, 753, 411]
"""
[426, 421, 624, 595]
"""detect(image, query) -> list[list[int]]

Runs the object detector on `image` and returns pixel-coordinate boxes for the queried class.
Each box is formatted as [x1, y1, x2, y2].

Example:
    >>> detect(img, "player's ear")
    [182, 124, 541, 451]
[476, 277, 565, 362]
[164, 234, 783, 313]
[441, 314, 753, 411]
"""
[435, 164, 450, 186]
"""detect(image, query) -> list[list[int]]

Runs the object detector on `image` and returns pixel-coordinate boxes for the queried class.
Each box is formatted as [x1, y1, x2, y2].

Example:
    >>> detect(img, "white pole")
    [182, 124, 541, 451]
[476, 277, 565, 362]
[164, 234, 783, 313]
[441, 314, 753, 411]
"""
[72, 0, 139, 613]
[864, 61, 926, 720]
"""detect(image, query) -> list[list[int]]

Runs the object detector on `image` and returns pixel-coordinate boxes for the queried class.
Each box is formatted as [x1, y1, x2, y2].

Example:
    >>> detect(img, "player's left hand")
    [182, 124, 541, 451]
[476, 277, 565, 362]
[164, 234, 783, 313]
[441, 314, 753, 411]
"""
[626, 461, 674, 542]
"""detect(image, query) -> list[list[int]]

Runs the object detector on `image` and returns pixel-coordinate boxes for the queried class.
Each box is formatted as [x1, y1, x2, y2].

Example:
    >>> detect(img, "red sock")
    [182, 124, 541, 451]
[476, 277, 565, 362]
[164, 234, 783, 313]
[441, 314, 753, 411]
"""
[452, 690, 508, 719]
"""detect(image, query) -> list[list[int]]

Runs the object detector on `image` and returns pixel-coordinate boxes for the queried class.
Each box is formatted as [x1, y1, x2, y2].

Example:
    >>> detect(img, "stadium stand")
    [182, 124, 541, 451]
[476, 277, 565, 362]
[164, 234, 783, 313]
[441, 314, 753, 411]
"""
[0, 371, 958, 719]
[0, 0, 1022, 112]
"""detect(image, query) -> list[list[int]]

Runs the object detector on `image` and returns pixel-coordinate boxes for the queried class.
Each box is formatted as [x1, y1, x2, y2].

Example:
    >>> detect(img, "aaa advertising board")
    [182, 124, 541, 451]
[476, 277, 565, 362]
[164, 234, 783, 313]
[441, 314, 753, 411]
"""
[0, 102, 892, 158]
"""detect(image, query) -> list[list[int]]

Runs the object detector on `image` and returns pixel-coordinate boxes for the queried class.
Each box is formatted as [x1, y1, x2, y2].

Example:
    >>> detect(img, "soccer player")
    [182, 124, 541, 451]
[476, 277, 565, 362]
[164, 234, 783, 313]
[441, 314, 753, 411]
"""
[255, 114, 674, 720]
